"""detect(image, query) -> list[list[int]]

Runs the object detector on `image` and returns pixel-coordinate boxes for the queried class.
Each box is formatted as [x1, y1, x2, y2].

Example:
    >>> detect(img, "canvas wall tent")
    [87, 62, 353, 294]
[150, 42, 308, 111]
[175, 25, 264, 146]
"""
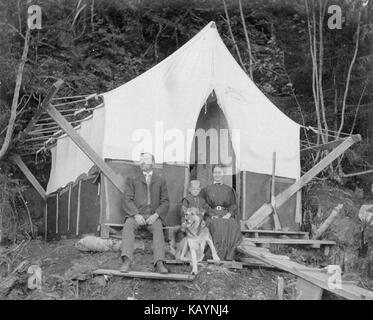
[43, 21, 301, 239]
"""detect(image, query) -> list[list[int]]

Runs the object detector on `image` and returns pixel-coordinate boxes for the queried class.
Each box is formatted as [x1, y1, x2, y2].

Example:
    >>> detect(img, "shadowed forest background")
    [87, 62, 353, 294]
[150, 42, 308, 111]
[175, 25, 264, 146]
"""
[0, 0, 373, 241]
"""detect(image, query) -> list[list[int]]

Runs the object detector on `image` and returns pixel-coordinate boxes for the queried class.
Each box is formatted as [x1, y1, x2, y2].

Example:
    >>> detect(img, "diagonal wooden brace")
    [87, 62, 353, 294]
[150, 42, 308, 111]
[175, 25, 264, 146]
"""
[46, 105, 125, 194]
[245, 135, 361, 230]
[11, 154, 47, 200]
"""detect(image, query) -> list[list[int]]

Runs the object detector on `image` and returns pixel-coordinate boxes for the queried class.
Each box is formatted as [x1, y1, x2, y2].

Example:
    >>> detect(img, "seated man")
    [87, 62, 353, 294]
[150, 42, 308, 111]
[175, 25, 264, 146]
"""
[120, 152, 170, 274]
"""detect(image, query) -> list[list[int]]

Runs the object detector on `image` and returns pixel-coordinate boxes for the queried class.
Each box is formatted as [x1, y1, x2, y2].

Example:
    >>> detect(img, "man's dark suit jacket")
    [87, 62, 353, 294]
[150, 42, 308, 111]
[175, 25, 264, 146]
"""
[122, 172, 169, 222]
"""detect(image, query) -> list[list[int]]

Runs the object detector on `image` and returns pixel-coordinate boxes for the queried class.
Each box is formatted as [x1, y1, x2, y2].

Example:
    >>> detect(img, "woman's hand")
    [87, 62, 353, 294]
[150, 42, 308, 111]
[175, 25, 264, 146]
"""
[222, 213, 231, 219]
[181, 221, 187, 231]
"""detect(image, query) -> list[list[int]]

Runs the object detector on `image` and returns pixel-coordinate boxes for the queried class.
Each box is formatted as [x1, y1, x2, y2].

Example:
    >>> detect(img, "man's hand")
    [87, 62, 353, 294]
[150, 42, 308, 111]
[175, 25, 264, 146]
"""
[222, 213, 231, 219]
[146, 213, 159, 225]
[134, 214, 146, 226]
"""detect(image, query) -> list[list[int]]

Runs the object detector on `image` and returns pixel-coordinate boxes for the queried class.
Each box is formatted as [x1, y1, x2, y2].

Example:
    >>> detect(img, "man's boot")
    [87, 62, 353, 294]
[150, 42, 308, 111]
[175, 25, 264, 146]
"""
[120, 256, 131, 273]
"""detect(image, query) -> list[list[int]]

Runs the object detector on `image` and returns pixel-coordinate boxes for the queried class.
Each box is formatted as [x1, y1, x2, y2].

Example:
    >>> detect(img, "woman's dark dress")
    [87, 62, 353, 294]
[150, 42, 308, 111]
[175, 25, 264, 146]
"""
[200, 184, 242, 260]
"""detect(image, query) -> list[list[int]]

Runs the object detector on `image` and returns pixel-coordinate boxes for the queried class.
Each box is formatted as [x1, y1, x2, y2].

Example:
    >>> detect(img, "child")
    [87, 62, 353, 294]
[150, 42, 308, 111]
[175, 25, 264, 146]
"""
[170, 180, 208, 252]
[181, 180, 208, 212]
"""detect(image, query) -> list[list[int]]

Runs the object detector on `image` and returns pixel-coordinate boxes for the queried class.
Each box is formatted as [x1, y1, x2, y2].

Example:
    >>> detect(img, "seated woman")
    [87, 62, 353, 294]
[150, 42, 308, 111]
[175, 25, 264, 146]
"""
[200, 164, 242, 261]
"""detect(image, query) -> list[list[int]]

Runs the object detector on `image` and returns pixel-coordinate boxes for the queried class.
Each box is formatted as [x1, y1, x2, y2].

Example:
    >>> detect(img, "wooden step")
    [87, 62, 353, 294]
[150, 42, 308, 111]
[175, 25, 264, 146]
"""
[242, 237, 335, 248]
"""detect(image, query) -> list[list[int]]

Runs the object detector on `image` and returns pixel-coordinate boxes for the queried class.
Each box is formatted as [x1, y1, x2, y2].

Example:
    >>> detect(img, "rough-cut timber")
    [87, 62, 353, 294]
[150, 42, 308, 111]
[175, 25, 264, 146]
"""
[239, 244, 373, 300]
[245, 135, 361, 229]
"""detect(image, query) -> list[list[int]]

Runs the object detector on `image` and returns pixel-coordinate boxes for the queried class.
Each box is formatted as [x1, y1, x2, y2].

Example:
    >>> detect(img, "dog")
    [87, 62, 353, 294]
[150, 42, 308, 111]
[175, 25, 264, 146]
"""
[172, 207, 220, 274]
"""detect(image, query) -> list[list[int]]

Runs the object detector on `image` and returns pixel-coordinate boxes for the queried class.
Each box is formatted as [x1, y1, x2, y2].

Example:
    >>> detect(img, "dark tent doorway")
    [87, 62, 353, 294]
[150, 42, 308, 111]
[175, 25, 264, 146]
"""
[190, 91, 237, 191]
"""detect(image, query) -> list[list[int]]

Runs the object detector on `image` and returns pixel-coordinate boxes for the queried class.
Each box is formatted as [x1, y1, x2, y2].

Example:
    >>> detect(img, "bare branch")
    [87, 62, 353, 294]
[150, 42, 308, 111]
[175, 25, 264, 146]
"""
[305, 0, 322, 145]
[337, 10, 361, 138]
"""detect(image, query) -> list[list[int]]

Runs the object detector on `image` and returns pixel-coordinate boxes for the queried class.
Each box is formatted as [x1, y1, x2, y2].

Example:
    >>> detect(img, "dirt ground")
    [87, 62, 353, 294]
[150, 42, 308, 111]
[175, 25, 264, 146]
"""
[0, 238, 304, 300]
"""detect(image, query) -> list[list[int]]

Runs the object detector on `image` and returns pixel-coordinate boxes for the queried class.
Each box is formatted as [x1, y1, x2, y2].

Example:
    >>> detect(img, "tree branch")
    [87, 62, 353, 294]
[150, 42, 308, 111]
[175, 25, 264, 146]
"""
[318, 0, 329, 142]
[0, 26, 31, 160]
[238, 0, 253, 79]
[337, 10, 361, 138]
[350, 79, 367, 135]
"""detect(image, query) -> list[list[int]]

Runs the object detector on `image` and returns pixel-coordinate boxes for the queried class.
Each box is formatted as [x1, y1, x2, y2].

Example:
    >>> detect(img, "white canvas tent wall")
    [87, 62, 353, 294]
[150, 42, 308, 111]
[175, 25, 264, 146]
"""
[46, 21, 301, 238]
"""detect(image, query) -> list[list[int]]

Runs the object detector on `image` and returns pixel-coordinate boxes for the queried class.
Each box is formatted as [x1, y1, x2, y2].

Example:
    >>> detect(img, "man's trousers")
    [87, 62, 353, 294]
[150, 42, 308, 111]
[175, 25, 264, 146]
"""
[121, 217, 165, 264]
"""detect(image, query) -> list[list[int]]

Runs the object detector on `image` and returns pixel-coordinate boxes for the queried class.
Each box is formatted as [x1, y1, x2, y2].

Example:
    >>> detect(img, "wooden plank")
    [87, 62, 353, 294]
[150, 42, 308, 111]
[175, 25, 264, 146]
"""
[100, 224, 110, 239]
[92, 269, 195, 281]
[236, 170, 241, 218]
[56, 193, 59, 234]
[104, 222, 181, 232]
[242, 171, 246, 219]
[46, 105, 125, 194]
[183, 166, 189, 198]
[245, 135, 361, 229]
[257, 252, 290, 261]
[277, 276, 285, 300]
[67, 184, 71, 231]
[240, 245, 373, 300]
[237, 257, 275, 269]
[271, 152, 281, 230]
[295, 191, 302, 225]
[11, 155, 47, 200]
[44, 201, 48, 241]
[103, 176, 110, 221]
[296, 278, 323, 300]
[165, 260, 243, 270]
[240, 239, 270, 251]
[76, 180, 81, 236]
[243, 238, 335, 246]
[242, 229, 309, 237]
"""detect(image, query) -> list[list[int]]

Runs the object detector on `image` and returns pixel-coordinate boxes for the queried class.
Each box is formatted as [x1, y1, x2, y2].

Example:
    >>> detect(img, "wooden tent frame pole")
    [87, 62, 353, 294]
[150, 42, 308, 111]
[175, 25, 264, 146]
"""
[45, 105, 125, 194]
[245, 134, 361, 230]
[11, 155, 47, 200]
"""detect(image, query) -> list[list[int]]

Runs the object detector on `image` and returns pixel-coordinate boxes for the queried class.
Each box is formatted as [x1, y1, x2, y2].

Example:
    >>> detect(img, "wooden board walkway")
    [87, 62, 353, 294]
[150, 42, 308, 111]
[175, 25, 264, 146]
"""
[164, 259, 244, 269]
[238, 244, 373, 300]
[92, 269, 195, 281]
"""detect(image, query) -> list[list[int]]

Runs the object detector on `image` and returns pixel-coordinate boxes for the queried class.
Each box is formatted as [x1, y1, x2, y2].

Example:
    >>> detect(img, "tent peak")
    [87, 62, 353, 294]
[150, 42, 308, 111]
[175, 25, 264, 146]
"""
[209, 21, 217, 29]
